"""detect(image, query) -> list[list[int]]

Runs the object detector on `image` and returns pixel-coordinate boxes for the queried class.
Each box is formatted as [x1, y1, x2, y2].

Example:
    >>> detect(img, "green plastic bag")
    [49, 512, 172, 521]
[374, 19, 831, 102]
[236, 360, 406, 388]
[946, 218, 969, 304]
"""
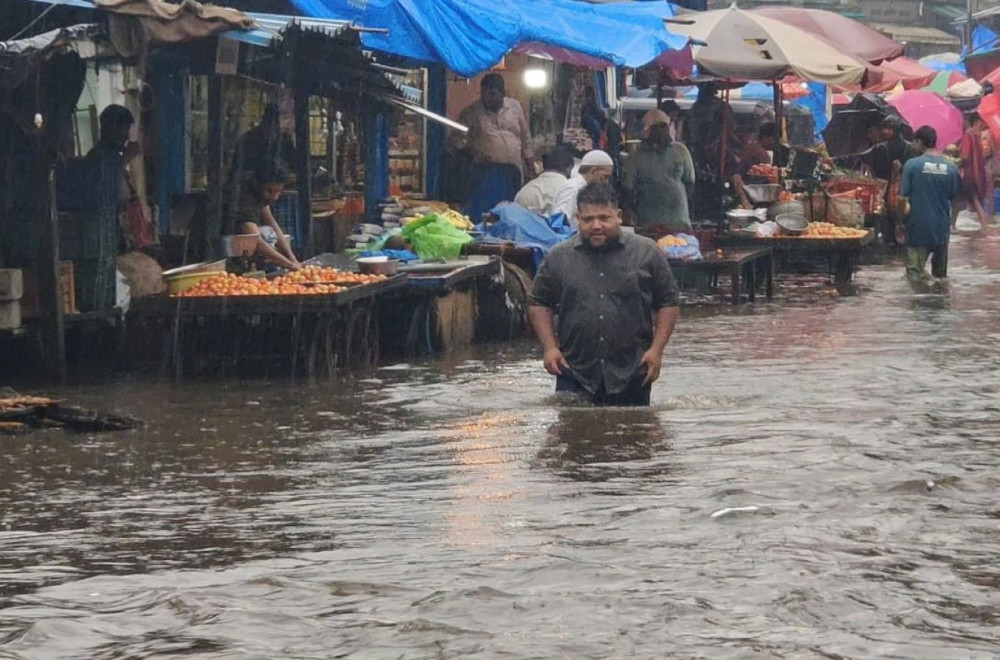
[400, 213, 472, 260]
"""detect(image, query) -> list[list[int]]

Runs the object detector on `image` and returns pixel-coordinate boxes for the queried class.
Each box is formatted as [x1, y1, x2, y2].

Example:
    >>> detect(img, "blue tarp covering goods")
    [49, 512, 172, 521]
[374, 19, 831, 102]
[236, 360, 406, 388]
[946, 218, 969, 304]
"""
[289, 0, 687, 77]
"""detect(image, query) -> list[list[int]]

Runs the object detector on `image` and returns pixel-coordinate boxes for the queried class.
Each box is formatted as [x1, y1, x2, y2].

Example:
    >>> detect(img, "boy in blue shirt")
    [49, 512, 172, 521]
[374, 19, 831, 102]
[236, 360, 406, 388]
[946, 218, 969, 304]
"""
[900, 126, 962, 281]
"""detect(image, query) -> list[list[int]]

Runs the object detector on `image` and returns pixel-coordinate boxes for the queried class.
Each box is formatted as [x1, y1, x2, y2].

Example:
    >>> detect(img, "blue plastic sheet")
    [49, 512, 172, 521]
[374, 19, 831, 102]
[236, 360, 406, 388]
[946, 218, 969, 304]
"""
[477, 202, 575, 267]
[289, 0, 687, 77]
[972, 25, 1000, 57]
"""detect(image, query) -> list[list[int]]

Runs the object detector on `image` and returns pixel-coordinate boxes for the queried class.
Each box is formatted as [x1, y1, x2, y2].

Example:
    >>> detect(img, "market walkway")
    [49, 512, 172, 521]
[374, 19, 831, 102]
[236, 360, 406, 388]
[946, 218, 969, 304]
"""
[2, 232, 1000, 658]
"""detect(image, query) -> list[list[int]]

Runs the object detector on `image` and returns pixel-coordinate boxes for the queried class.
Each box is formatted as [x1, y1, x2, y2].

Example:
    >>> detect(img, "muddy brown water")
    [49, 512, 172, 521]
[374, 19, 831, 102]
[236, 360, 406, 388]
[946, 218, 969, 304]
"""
[1, 234, 1000, 658]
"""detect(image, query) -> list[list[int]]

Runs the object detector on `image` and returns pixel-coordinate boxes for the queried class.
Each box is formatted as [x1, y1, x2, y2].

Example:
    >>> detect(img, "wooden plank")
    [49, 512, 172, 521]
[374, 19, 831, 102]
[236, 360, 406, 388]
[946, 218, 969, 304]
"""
[715, 230, 875, 251]
[294, 87, 314, 257]
[37, 161, 65, 382]
[204, 76, 225, 255]
[404, 257, 500, 293]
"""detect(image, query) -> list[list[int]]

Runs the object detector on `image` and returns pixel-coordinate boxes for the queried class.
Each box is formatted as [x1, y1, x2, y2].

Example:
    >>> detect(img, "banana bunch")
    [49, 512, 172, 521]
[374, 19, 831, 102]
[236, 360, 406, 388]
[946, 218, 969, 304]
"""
[440, 209, 475, 231]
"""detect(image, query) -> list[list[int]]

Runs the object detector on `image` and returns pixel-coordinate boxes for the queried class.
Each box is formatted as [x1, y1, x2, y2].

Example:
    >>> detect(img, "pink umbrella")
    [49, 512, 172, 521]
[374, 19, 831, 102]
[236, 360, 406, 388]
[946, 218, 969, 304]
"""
[888, 90, 964, 147]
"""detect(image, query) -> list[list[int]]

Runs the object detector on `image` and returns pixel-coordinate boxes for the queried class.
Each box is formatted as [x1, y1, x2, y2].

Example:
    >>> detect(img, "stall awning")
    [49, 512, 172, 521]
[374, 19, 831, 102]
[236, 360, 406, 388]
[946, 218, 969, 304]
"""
[288, 0, 688, 77]
[223, 18, 461, 131]
[868, 24, 961, 48]
[0, 23, 101, 57]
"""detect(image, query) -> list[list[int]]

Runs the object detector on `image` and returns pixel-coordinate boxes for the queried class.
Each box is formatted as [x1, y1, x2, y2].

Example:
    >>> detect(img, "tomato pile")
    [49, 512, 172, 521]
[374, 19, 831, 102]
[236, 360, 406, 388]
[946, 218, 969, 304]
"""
[278, 266, 387, 286]
[748, 163, 780, 183]
[174, 267, 387, 298]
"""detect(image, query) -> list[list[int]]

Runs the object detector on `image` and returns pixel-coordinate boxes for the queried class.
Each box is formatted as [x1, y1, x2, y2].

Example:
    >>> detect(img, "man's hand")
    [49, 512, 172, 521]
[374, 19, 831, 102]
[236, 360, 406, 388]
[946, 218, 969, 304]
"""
[640, 348, 663, 386]
[543, 347, 569, 376]
[123, 141, 141, 162]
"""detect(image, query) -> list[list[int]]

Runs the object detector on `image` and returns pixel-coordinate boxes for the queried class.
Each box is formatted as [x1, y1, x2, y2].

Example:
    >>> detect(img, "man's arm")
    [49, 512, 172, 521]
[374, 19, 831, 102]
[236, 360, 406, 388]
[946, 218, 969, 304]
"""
[516, 101, 536, 174]
[640, 250, 681, 385]
[680, 144, 696, 188]
[528, 305, 568, 376]
[528, 259, 567, 375]
[261, 205, 300, 268]
[449, 105, 474, 154]
[900, 160, 913, 198]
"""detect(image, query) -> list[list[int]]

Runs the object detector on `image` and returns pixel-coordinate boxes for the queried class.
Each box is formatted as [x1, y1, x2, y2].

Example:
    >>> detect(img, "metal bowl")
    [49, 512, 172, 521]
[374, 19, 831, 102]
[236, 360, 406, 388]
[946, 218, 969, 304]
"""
[744, 184, 782, 205]
[357, 257, 399, 276]
[775, 213, 809, 235]
[766, 200, 805, 222]
[221, 234, 260, 257]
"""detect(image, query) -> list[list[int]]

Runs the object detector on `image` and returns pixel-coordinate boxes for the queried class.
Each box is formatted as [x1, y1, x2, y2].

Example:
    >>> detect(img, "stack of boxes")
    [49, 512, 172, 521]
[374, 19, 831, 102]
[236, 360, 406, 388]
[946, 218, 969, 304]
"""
[0, 269, 23, 330]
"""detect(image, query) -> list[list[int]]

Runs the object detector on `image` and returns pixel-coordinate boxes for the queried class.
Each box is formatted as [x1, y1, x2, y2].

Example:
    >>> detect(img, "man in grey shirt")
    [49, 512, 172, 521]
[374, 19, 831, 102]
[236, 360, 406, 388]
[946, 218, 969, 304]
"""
[622, 109, 696, 232]
[528, 182, 681, 406]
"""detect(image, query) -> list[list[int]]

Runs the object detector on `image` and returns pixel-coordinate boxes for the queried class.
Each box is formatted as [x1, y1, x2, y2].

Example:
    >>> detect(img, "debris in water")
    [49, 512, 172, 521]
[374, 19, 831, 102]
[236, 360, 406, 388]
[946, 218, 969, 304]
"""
[711, 506, 760, 519]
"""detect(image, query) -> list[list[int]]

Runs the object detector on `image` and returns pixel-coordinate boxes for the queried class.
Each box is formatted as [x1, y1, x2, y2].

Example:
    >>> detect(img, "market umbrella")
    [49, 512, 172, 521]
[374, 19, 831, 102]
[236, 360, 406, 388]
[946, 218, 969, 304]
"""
[821, 93, 910, 157]
[877, 57, 938, 91]
[750, 6, 903, 65]
[979, 91, 1000, 142]
[888, 90, 964, 148]
[666, 5, 866, 85]
[924, 70, 969, 94]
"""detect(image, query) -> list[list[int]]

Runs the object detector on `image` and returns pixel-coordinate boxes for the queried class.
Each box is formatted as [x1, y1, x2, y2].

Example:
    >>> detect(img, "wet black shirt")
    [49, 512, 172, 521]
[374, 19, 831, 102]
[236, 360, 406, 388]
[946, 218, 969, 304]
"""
[529, 232, 680, 395]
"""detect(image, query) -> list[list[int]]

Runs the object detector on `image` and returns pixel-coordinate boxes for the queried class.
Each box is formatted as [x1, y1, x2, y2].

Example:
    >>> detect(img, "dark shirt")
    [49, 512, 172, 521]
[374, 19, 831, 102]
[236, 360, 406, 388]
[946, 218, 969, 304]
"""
[529, 232, 680, 395]
[901, 154, 960, 249]
[871, 136, 916, 182]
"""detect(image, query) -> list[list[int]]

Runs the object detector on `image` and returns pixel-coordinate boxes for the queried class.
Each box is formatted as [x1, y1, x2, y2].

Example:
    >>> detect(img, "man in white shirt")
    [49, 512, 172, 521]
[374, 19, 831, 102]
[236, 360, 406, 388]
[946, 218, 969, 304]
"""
[551, 150, 614, 227]
[514, 146, 574, 215]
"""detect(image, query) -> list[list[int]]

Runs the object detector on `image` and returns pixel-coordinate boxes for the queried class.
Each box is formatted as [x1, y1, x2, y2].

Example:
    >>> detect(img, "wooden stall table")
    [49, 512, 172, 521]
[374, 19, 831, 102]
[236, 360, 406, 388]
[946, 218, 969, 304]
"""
[668, 248, 774, 305]
[714, 230, 875, 295]
[128, 275, 408, 380]
[462, 241, 536, 274]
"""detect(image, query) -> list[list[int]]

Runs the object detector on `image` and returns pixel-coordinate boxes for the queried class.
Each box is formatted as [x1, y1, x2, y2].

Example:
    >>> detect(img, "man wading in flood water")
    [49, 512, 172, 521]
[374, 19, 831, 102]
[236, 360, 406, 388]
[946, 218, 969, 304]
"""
[528, 182, 680, 406]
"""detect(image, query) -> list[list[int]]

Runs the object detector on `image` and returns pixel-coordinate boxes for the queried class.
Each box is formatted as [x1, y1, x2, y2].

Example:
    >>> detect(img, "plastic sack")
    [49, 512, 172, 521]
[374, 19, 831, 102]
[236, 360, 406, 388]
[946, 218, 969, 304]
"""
[658, 232, 702, 261]
[401, 213, 472, 260]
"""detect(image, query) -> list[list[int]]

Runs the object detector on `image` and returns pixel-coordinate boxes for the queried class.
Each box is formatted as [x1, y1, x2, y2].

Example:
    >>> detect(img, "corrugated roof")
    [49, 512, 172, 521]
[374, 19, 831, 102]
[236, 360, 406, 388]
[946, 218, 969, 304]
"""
[868, 23, 961, 46]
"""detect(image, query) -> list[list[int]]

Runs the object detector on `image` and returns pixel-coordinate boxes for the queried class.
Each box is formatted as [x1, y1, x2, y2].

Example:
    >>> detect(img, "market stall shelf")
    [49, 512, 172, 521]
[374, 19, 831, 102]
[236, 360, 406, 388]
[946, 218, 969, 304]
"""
[714, 230, 875, 295]
[668, 248, 774, 305]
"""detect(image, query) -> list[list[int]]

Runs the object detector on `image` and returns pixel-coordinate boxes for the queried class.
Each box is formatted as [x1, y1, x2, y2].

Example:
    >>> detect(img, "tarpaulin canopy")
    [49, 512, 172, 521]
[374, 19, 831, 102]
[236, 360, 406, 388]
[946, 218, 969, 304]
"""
[666, 5, 867, 85]
[288, 0, 688, 77]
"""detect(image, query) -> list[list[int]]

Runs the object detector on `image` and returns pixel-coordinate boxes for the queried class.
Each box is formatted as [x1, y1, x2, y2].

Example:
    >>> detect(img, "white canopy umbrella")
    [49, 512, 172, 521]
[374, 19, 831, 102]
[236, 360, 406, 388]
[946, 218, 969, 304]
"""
[667, 4, 866, 86]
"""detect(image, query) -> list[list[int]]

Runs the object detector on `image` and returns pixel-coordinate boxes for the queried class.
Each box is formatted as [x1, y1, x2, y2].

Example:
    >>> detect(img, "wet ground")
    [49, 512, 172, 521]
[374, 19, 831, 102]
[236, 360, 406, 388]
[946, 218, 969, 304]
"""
[2, 232, 1000, 658]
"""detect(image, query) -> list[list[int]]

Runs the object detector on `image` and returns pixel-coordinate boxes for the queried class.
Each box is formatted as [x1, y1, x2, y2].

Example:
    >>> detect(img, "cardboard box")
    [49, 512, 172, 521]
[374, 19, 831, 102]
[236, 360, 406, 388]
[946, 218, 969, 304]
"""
[0, 269, 23, 301]
[0, 301, 21, 330]
[20, 262, 77, 320]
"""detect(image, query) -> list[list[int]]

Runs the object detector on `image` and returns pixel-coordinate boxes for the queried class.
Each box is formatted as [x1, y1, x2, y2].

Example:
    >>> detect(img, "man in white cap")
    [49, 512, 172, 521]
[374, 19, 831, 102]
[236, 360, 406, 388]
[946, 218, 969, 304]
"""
[622, 109, 695, 232]
[550, 149, 615, 227]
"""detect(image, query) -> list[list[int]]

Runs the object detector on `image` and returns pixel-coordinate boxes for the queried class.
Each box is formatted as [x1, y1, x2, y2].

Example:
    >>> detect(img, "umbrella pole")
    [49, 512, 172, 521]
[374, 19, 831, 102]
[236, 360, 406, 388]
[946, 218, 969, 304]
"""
[774, 80, 784, 186]
[720, 87, 729, 229]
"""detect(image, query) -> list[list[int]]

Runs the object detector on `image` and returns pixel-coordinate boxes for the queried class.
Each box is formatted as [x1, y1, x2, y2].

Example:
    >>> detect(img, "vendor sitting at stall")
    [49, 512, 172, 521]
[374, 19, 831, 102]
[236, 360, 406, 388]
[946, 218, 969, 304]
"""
[551, 149, 614, 227]
[233, 161, 301, 271]
[733, 122, 788, 208]
[514, 146, 574, 216]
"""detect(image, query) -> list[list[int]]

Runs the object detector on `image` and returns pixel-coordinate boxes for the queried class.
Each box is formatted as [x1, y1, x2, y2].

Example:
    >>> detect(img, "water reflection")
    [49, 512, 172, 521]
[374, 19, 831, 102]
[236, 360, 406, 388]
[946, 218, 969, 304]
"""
[536, 407, 672, 482]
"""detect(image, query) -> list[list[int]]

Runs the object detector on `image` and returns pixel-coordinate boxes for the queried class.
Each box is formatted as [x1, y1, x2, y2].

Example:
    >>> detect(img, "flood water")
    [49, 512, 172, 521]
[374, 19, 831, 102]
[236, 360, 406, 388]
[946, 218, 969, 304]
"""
[2, 233, 1000, 659]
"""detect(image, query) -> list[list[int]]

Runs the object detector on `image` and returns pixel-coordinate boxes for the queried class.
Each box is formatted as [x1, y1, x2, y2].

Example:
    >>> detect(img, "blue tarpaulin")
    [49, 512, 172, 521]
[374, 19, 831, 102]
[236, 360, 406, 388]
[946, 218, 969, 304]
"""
[476, 202, 574, 267]
[972, 24, 1000, 56]
[289, 0, 687, 77]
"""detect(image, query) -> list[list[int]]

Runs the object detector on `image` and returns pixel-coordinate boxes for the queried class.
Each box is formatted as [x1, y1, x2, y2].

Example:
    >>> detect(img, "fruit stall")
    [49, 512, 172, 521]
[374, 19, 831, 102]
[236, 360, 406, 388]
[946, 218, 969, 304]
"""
[128, 265, 407, 379]
[715, 222, 874, 294]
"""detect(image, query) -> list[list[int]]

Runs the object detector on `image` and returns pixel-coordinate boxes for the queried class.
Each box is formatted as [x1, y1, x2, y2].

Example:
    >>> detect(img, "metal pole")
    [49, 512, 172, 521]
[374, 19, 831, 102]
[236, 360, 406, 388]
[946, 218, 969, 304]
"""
[967, 0, 974, 53]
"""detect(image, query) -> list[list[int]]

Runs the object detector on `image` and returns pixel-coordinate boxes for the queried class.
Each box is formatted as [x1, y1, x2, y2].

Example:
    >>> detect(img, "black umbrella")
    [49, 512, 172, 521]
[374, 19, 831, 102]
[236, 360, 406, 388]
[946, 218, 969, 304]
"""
[822, 94, 912, 157]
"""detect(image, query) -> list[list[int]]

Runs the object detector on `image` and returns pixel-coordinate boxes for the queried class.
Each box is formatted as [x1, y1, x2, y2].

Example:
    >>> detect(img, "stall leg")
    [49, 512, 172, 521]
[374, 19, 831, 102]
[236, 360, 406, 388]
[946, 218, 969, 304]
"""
[835, 251, 854, 295]
[746, 262, 757, 303]
[730, 266, 741, 305]
[765, 254, 774, 300]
